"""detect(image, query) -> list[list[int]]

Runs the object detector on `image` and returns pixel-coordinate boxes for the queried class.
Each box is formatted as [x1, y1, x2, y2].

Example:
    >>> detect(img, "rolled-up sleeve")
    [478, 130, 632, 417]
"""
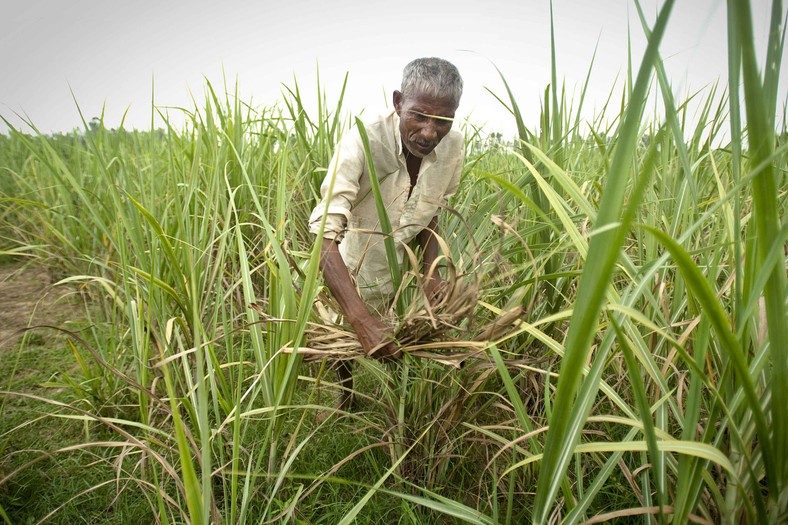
[308, 127, 365, 241]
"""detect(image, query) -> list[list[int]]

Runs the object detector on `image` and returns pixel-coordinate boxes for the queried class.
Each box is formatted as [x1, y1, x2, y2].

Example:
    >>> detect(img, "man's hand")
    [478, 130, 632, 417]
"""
[354, 313, 400, 360]
[424, 274, 448, 306]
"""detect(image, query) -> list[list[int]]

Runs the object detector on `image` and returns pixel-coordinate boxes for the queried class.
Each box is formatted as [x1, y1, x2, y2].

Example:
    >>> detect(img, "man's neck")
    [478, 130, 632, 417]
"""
[404, 148, 422, 187]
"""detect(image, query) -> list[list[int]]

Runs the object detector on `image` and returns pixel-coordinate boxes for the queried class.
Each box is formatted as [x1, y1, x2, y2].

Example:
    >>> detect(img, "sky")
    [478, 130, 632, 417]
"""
[0, 0, 784, 138]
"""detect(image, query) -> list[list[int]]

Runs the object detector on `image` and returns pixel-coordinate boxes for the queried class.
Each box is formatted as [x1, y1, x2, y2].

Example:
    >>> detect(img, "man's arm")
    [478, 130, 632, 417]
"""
[417, 215, 447, 302]
[320, 239, 399, 359]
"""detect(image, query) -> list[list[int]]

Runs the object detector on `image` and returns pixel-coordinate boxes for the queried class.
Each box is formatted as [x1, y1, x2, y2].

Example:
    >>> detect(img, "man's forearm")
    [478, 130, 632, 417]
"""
[319, 239, 371, 326]
[418, 215, 441, 274]
[319, 238, 398, 357]
[418, 215, 448, 303]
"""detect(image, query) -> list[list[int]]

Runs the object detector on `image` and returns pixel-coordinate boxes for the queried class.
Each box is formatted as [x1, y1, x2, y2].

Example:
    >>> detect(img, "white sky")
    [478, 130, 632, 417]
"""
[0, 0, 784, 138]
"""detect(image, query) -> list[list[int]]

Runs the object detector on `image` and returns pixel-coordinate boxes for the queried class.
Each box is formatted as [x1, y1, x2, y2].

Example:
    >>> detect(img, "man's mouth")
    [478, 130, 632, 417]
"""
[412, 140, 435, 153]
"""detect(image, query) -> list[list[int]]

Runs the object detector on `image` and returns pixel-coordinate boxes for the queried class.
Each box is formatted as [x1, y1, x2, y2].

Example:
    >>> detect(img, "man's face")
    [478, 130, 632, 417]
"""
[393, 89, 458, 158]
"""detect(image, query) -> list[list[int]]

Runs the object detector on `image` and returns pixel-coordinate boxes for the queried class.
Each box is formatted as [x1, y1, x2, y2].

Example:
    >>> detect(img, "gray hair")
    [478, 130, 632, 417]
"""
[400, 57, 463, 107]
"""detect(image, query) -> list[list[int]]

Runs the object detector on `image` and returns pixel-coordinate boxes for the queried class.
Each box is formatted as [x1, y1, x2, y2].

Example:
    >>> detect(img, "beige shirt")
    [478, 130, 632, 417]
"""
[309, 110, 464, 303]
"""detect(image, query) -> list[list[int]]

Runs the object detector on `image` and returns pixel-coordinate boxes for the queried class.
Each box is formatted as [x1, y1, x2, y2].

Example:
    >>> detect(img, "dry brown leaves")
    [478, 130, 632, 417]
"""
[275, 264, 525, 367]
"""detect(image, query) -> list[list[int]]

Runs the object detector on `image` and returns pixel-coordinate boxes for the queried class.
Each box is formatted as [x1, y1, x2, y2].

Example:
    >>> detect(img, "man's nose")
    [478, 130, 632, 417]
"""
[422, 120, 438, 142]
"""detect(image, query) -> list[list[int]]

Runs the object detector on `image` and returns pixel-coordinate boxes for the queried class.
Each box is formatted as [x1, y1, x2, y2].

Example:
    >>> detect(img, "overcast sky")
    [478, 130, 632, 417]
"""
[1, 0, 783, 138]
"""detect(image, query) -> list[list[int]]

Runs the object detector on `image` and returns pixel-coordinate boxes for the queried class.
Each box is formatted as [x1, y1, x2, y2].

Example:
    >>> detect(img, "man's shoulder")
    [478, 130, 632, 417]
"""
[356, 109, 397, 135]
[346, 110, 398, 156]
[445, 128, 464, 145]
[437, 128, 465, 156]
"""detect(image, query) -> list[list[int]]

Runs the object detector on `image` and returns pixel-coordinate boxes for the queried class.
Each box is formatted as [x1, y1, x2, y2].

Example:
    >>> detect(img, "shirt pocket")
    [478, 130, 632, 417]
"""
[396, 192, 444, 244]
[344, 215, 386, 273]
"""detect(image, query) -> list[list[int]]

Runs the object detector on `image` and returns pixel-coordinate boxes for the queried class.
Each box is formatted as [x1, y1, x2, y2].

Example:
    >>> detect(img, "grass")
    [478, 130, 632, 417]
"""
[0, 296, 154, 524]
[1, 0, 786, 523]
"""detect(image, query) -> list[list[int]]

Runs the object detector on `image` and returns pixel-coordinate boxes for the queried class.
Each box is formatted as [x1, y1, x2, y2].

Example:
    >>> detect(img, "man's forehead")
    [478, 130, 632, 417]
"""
[405, 109, 455, 122]
[402, 96, 457, 119]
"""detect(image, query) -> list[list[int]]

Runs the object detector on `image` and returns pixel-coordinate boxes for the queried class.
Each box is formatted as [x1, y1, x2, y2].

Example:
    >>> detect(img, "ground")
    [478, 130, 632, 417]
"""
[0, 262, 156, 523]
[0, 262, 80, 352]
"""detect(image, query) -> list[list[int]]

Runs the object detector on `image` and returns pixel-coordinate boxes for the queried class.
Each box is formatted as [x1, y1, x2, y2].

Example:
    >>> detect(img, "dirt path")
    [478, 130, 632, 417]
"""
[0, 263, 81, 351]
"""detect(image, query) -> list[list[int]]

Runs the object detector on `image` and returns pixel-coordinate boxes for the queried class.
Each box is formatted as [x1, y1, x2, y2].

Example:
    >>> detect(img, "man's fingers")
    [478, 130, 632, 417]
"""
[426, 278, 448, 305]
[367, 341, 401, 361]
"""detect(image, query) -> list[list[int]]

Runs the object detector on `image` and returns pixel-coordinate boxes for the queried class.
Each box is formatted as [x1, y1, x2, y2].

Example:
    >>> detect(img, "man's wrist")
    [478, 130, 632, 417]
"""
[346, 307, 376, 331]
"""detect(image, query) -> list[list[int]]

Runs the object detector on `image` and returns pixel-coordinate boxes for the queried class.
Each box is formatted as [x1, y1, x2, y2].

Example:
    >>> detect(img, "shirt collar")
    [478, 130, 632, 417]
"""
[393, 110, 403, 157]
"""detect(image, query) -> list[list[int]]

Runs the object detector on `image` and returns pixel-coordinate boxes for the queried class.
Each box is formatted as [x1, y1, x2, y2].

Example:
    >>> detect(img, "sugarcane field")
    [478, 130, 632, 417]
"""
[1, 1, 786, 523]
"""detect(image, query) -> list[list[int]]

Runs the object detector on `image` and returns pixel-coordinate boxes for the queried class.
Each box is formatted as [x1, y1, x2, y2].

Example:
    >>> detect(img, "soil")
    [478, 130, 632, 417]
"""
[0, 263, 82, 351]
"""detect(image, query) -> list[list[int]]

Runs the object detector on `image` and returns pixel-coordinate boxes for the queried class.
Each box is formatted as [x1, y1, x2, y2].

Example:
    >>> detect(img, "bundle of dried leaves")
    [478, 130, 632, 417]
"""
[277, 260, 525, 367]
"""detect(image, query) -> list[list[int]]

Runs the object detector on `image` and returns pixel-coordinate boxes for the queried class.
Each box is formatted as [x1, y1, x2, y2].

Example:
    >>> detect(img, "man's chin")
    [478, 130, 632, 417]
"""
[406, 142, 434, 158]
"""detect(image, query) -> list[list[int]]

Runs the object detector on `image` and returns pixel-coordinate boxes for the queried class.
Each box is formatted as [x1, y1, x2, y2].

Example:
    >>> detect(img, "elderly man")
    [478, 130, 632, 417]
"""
[308, 57, 464, 407]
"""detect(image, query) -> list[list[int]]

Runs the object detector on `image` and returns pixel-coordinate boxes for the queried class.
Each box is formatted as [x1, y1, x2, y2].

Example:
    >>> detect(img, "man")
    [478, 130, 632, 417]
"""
[308, 57, 464, 407]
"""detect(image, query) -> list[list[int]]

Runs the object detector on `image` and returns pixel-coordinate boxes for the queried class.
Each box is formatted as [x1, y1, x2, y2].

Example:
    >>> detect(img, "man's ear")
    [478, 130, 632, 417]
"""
[393, 90, 403, 115]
